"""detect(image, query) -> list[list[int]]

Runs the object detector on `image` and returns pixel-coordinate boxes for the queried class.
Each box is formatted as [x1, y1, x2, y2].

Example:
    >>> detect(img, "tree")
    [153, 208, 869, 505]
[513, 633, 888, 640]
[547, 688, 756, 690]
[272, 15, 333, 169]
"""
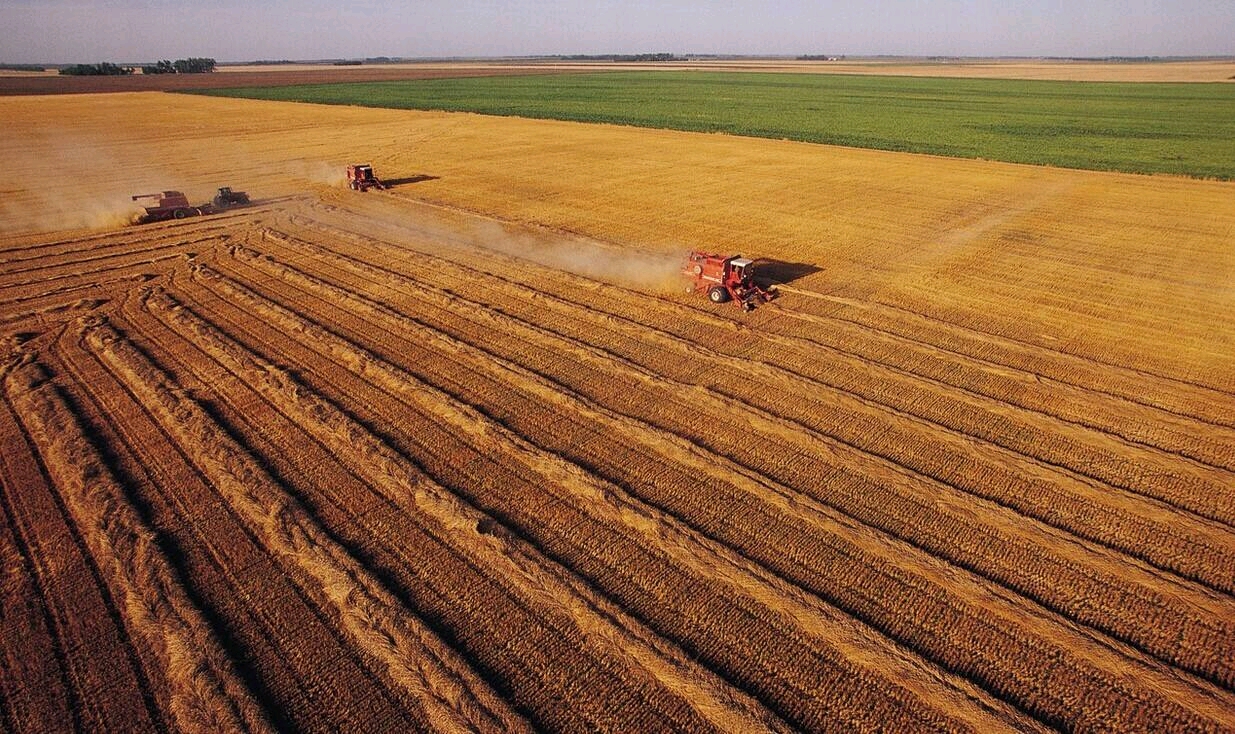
[142, 59, 176, 75]
[140, 58, 215, 75]
[173, 57, 216, 74]
[59, 62, 134, 76]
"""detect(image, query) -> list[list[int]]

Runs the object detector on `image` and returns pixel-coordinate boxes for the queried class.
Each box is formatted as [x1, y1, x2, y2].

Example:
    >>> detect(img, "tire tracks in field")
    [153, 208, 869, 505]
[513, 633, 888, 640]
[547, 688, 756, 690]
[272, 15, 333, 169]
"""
[2, 353, 273, 734]
[247, 227, 1235, 682]
[222, 237, 1235, 731]
[300, 198, 1235, 430]
[79, 317, 534, 734]
[799, 290, 1235, 415]
[52, 313, 427, 733]
[131, 288, 792, 734]
[290, 209, 1235, 497]
[301, 208, 1235, 489]
[182, 262, 1039, 733]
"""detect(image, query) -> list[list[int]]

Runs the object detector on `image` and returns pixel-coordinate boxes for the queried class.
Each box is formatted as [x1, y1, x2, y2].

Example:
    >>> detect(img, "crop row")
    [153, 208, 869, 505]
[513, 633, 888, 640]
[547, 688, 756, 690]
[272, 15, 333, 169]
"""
[295, 204, 1235, 486]
[215, 239, 1233, 730]
[182, 258, 1053, 732]
[291, 210, 1235, 506]
[0, 367, 159, 731]
[79, 317, 532, 733]
[129, 287, 799, 733]
[2, 353, 272, 734]
[253, 222, 1235, 610]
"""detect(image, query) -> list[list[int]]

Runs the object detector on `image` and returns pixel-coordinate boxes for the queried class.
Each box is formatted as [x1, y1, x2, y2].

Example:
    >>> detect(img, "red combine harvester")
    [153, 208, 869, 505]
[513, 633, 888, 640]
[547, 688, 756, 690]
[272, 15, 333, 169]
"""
[131, 187, 250, 224]
[131, 191, 202, 222]
[346, 164, 386, 191]
[682, 251, 777, 311]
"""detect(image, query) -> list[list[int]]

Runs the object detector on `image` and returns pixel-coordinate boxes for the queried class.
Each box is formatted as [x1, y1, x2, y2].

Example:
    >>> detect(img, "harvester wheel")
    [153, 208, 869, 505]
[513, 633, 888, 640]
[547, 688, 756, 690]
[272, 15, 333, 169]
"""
[708, 286, 730, 304]
[173, 209, 188, 219]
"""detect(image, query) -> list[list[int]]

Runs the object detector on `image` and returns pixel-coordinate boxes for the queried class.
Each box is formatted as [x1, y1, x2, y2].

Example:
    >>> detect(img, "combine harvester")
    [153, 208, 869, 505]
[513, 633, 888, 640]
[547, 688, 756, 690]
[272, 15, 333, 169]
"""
[346, 164, 387, 192]
[131, 187, 250, 224]
[682, 251, 777, 311]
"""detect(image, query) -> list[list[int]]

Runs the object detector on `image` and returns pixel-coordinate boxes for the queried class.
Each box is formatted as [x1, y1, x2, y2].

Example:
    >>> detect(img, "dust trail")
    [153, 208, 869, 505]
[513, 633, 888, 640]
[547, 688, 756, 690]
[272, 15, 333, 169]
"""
[0, 129, 189, 234]
[458, 219, 684, 293]
[286, 160, 347, 187]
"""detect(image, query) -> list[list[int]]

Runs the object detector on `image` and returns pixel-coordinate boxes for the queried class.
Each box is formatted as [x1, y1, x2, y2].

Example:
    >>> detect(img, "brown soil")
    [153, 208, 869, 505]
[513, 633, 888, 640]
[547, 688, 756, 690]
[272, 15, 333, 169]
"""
[0, 64, 568, 96]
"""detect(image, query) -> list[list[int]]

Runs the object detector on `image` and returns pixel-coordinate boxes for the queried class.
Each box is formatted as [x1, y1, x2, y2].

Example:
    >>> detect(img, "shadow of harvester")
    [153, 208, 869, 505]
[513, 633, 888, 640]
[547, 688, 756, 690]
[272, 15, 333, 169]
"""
[382, 174, 440, 188]
[753, 259, 821, 287]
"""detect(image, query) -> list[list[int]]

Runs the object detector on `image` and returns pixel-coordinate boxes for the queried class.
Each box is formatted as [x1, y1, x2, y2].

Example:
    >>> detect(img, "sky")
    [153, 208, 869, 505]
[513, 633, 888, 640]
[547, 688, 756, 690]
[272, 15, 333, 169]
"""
[1, 0, 1232, 64]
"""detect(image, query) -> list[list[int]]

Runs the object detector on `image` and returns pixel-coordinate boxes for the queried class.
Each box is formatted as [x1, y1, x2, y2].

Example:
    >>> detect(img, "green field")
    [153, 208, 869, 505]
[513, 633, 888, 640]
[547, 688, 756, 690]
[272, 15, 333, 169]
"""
[194, 72, 1235, 179]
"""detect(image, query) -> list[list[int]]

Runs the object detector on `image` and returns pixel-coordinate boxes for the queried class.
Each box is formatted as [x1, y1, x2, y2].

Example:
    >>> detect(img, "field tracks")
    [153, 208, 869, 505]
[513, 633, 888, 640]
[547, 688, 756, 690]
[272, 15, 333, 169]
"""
[134, 285, 803, 733]
[220, 228, 1233, 729]
[251, 223, 1235, 597]
[183, 259, 1048, 732]
[275, 214, 1235, 585]
[2, 351, 272, 733]
[76, 315, 536, 733]
[775, 290, 1235, 428]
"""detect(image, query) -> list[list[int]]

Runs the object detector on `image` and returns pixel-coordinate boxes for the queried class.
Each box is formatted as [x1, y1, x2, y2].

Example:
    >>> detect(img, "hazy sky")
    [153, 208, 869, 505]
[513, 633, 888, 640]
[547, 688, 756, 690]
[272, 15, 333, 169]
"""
[2, 1, 1232, 64]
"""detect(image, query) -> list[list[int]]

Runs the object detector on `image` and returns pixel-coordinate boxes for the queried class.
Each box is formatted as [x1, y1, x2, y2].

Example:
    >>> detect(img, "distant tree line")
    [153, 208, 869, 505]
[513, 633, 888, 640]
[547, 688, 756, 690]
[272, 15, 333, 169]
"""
[59, 62, 134, 76]
[141, 57, 216, 74]
[797, 55, 846, 61]
[0, 63, 46, 72]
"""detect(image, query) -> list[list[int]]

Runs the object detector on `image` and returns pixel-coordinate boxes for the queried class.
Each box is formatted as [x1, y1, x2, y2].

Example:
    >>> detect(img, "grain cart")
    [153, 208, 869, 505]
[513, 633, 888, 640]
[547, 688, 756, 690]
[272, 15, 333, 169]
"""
[346, 164, 386, 191]
[681, 251, 777, 311]
[131, 191, 202, 223]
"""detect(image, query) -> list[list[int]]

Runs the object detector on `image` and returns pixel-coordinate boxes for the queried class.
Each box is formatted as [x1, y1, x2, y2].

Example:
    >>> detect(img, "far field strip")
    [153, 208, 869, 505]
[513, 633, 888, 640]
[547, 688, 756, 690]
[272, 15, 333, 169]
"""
[194, 71, 1235, 179]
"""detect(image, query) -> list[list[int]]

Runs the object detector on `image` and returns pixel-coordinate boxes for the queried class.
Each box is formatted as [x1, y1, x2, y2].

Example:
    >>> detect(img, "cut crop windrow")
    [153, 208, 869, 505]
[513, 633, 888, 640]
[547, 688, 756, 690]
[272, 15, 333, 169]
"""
[247, 224, 1235, 685]
[220, 238, 1235, 729]
[80, 318, 533, 734]
[184, 263, 1041, 732]
[136, 289, 796, 734]
[3, 353, 273, 734]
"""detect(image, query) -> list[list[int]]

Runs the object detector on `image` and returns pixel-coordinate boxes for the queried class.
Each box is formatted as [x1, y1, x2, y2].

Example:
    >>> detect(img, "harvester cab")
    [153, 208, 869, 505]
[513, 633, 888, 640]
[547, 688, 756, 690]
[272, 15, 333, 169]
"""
[682, 251, 777, 311]
[346, 164, 386, 192]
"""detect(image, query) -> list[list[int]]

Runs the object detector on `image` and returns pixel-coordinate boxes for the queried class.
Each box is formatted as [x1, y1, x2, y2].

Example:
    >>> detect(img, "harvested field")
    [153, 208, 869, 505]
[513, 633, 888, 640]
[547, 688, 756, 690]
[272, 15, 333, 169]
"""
[2, 92, 1234, 732]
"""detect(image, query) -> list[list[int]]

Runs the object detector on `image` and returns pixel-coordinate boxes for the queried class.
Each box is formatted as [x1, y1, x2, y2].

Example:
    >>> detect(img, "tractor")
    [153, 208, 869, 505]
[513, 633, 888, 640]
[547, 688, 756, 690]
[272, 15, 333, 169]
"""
[212, 186, 250, 208]
[346, 164, 386, 191]
[681, 251, 777, 311]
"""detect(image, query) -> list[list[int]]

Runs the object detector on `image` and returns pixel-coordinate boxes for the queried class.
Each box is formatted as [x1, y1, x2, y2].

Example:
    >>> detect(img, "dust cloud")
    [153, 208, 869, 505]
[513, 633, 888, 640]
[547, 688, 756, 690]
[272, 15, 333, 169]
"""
[460, 220, 684, 293]
[0, 129, 190, 235]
